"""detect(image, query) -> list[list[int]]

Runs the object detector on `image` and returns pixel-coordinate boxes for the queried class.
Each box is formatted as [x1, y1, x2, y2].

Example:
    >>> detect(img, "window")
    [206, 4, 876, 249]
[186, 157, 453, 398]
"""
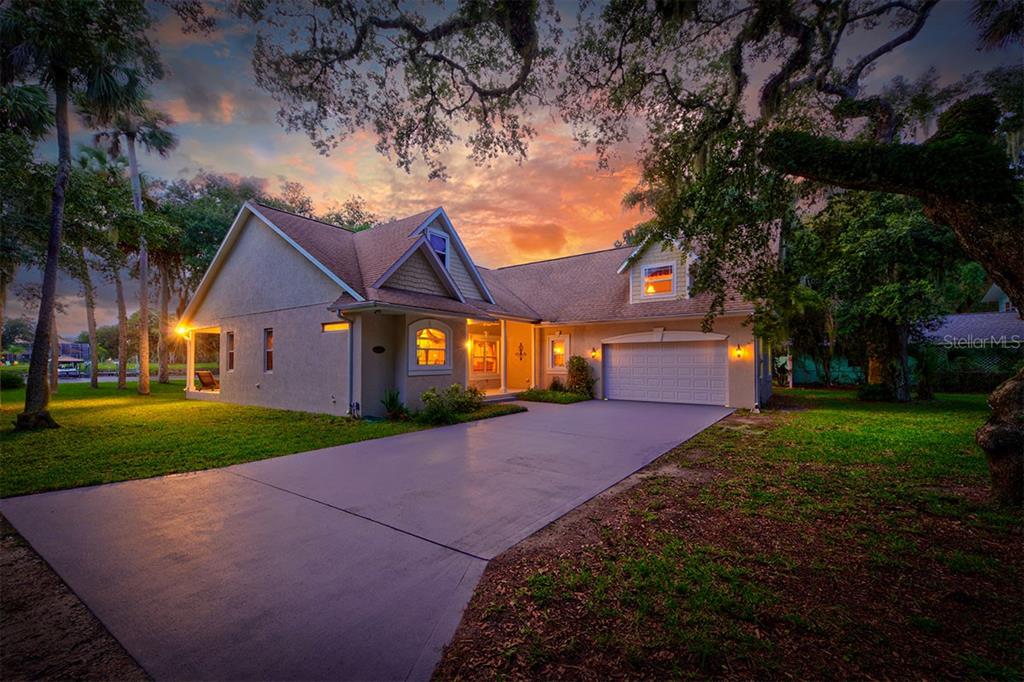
[226, 332, 235, 371]
[263, 328, 273, 372]
[471, 336, 498, 376]
[548, 336, 567, 371]
[321, 321, 350, 332]
[642, 263, 674, 297]
[428, 230, 448, 267]
[408, 319, 452, 375]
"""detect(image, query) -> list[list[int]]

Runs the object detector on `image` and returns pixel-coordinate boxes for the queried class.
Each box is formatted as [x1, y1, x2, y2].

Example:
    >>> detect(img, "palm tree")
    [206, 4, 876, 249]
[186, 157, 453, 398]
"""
[79, 100, 178, 395]
[4, 0, 160, 429]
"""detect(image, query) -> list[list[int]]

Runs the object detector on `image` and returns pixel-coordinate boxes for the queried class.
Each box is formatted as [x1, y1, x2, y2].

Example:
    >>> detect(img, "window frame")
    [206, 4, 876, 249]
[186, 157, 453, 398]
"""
[427, 228, 449, 269]
[469, 334, 499, 378]
[408, 318, 452, 376]
[263, 328, 274, 373]
[226, 331, 235, 372]
[321, 321, 350, 332]
[547, 335, 569, 372]
[641, 262, 676, 299]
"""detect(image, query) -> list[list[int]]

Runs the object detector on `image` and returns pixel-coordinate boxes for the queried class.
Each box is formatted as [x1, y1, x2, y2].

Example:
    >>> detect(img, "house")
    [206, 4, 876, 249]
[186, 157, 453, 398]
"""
[179, 202, 772, 417]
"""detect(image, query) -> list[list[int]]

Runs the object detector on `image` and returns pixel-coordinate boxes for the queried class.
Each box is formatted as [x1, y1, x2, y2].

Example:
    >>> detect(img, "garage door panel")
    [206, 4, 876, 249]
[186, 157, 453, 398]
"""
[604, 341, 727, 406]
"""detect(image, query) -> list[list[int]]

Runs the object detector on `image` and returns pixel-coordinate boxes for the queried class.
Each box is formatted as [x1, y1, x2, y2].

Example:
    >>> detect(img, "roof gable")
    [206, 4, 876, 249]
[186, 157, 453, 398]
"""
[409, 208, 495, 304]
[375, 237, 465, 301]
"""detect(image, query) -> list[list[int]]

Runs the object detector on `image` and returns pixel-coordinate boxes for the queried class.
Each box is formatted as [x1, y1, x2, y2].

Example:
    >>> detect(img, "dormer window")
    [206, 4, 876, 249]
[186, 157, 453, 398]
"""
[642, 263, 674, 298]
[428, 230, 449, 268]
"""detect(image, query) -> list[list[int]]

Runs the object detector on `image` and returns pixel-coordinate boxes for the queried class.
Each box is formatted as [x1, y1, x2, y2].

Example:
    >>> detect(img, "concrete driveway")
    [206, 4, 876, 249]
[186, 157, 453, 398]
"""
[2, 400, 730, 681]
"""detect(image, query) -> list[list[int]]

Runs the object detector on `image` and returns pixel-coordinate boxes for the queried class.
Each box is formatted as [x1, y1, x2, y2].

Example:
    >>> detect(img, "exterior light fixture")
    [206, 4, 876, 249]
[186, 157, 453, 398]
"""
[175, 325, 189, 336]
[464, 339, 473, 350]
[734, 344, 743, 359]
[590, 347, 600, 359]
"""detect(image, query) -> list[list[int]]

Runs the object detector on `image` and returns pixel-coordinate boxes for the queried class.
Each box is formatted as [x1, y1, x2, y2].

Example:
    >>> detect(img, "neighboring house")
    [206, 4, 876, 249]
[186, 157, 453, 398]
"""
[179, 202, 771, 417]
[980, 283, 1017, 313]
[923, 310, 1024, 352]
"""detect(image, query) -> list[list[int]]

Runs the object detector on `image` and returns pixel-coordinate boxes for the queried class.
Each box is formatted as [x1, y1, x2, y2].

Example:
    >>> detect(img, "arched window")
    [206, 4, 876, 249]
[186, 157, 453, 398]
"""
[408, 319, 452, 375]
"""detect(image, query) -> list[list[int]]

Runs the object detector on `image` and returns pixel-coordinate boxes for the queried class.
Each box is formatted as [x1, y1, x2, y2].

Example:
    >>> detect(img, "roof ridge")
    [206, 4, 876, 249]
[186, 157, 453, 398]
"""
[497, 245, 632, 270]
[374, 206, 440, 229]
[252, 201, 356, 232]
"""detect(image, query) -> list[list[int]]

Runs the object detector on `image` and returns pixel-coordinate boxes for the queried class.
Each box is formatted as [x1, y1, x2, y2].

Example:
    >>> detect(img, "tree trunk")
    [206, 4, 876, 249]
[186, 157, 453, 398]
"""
[894, 325, 911, 402]
[976, 367, 1023, 506]
[158, 265, 170, 383]
[786, 348, 794, 388]
[113, 270, 128, 389]
[48, 312, 59, 394]
[79, 246, 100, 389]
[17, 71, 70, 430]
[126, 134, 150, 395]
[0, 269, 9, 337]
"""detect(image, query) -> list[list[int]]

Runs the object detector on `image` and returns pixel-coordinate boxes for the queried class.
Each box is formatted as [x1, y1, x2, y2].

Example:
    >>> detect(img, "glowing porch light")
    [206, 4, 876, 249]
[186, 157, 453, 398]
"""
[175, 324, 189, 336]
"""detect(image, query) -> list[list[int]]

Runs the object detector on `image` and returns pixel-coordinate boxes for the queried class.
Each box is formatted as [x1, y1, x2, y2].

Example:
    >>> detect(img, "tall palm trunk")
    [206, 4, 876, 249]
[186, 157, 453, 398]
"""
[17, 70, 70, 430]
[157, 265, 170, 383]
[126, 133, 150, 395]
[0, 269, 10, 336]
[78, 246, 100, 388]
[48, 311, 59, 394]
[113, 270, 128, 389]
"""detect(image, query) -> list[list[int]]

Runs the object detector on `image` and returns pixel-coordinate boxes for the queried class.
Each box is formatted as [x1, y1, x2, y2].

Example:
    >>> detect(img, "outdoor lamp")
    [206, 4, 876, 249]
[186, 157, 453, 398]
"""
[734, 344, 743, 359]
[175, 325, 189, 336]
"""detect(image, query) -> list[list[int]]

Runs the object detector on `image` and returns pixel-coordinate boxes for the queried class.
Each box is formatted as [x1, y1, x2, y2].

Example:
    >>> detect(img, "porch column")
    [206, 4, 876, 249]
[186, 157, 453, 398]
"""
[499, 319, 508, 394]
[185, 331, 195, 394]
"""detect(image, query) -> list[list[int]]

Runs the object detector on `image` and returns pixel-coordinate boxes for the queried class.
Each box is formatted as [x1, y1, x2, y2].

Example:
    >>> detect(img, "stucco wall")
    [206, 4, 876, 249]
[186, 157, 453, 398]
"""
[214, 304, 350, 415]
[188, 214, 342, 326]
[538, 315, 757, 409]
[185, 213, 349, 415]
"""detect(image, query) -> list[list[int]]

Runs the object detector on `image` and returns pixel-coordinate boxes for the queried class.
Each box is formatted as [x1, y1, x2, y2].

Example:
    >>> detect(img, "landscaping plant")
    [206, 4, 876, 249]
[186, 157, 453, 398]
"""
[380, 389, 408, 421]
[418, 384, 485, 425]
[565, 355, 596, 397]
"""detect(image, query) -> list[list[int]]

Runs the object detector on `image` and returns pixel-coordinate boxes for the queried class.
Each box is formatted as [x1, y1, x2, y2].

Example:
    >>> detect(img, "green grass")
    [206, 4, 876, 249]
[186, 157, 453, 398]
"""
[0, 381, 520, 498]
[517, 388, 591, 404]
[451, 402, 527, 423]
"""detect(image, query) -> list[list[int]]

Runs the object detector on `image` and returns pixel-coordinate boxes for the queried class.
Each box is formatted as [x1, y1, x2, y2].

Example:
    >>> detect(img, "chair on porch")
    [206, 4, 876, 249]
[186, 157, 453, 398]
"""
[195, 370, 220, 391]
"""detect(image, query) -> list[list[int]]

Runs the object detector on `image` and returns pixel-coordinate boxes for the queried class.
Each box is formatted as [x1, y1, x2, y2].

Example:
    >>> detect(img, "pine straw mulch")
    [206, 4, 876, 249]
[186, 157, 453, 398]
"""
[435, 400, 1023, 680]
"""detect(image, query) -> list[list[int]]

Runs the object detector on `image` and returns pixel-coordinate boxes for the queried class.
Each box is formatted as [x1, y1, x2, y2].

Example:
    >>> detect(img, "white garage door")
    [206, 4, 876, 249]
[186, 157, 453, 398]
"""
[603, 341, 727, 405]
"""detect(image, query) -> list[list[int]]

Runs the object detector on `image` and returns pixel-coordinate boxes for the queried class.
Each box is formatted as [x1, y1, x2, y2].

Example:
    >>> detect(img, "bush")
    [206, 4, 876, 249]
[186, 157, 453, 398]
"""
[549, 376, 566, 392]
[380, 389, 408, 420]
[1, 372, 25, 390]
[518, 388, 591, 404]
[857, 383, 895, 402]
[418, 384, 485, 425]
[566, 355, 595, 397]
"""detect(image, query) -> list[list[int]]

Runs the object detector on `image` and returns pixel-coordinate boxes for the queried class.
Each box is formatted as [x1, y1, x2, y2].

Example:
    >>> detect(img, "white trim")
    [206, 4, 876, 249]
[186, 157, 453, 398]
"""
[181, 203, 364, 322]
[410, 207, 496, 304]
[639, 261, 676, 300]
[408, 318, 453, 376]
[547, 334, 569, 372]
[372, 236, 466, 302]
[601, 329, 728, 344]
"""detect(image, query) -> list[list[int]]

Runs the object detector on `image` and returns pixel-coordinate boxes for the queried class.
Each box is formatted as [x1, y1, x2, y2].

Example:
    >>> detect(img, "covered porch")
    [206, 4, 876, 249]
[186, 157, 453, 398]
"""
[182, 325, 222, 399]
[467, 318, 536, 398]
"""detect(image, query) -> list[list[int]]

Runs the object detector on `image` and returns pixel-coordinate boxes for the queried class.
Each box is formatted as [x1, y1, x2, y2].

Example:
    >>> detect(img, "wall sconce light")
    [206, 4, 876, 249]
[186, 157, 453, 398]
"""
[734, 344, 743, 359]
[590, 347, 600, 360]
[464, 339, 473, 350]
[175, 324, 189, 336]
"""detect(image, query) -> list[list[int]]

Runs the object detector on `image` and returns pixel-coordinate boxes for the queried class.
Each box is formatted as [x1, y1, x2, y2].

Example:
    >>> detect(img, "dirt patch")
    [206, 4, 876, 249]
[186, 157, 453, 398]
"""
[0, 515, 147, 681]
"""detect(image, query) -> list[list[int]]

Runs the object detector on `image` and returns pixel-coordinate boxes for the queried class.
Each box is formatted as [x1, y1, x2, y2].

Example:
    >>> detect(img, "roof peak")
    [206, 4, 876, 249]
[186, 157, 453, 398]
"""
[251, 201, 356, 232]
[497, 245, 632, 270]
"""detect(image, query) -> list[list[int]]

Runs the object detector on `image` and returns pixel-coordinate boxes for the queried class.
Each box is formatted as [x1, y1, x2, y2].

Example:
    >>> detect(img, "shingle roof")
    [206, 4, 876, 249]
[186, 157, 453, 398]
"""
[923, 311, 1024, 344]
[252, 202, 750, 323]
[486, 247, 753, 323]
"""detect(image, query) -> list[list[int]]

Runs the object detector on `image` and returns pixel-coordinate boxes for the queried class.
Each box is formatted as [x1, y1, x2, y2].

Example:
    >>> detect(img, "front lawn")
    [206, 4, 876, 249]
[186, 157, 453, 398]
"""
[517, 388, 591, 404]
[437, 389, 1023, 680]
[4, 381, 433, 497]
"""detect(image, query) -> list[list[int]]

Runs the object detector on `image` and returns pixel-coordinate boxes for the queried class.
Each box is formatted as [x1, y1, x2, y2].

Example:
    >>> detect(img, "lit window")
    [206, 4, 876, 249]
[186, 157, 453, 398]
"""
[321, 321, 350, 332]
[263, 328, 273, 372]
[642, 264, 674, 297]
[428, 230, 448, 267]
[549, 337, 566, 370]
[226, 331, 235, 371]
[416, 327, 447, 366]
[471, 337, 498, 375]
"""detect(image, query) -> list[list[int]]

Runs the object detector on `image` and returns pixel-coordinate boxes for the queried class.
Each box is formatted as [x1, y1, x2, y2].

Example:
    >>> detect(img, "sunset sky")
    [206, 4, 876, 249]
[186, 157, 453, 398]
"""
[9, 1, 1019, 335]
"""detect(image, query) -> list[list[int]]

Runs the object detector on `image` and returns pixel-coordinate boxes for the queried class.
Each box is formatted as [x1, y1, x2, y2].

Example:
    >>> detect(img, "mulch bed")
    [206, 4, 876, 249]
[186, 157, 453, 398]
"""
[435, 410, 1023, 680]
[1, 515, 147, 681]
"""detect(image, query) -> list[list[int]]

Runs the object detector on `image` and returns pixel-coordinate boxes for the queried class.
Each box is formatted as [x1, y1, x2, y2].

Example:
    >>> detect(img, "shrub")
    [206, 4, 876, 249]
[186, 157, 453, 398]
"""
[0, 372, 25, 390]
[380, 389, 408, 420]
[518, 388, 591, 404]
[565, 355, 595, 397]
[549, 376, 566, 392]
[857, 383, 895, 402]
[418, 384, 485, 424]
